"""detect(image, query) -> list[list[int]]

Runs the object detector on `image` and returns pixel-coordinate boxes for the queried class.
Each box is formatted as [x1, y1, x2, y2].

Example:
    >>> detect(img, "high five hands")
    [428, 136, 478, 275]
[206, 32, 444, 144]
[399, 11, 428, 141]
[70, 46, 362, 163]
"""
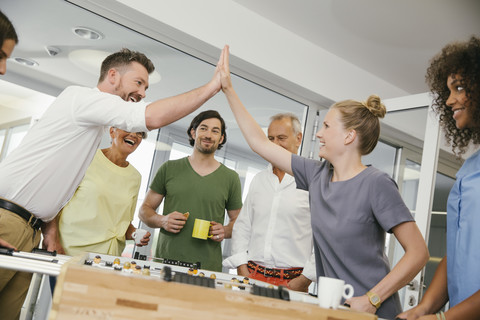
[217, 45, 233, 93]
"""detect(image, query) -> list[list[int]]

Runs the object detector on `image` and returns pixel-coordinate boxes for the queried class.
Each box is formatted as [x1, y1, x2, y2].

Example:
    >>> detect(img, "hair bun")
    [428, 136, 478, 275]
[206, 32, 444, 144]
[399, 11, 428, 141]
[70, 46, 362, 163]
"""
[364, 94, 386, 118]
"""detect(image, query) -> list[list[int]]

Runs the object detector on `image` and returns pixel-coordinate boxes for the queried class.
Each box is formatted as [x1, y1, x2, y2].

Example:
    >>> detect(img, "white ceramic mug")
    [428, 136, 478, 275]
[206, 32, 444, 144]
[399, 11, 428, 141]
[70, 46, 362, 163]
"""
[317, 276, 354, 309]
[131, 229, 148, 245]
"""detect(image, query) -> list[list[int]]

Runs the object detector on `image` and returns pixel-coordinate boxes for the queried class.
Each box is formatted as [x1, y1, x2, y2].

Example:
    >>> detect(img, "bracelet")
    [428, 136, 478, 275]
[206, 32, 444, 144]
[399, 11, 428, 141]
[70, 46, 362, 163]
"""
[436, 311, 446, 320]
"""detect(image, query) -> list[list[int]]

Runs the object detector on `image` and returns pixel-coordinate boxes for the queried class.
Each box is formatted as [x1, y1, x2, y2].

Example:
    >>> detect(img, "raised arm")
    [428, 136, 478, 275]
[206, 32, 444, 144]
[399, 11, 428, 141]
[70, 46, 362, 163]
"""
[144, 46, 227, 130]
[219, 46, 294, 175]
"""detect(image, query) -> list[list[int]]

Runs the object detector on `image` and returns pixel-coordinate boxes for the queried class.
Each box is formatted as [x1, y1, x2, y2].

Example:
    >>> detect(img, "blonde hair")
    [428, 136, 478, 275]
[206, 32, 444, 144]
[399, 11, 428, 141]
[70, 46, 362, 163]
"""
[332, 94, 386, 155]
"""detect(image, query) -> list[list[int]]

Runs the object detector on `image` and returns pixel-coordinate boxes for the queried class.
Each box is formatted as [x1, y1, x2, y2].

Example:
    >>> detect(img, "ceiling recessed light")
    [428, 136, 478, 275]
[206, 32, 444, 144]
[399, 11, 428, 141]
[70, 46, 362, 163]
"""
[68, 49, 110, 75]
[13, 57, 39, 67]
[45, 46, 61, 57]
[72, 26, 104, 40]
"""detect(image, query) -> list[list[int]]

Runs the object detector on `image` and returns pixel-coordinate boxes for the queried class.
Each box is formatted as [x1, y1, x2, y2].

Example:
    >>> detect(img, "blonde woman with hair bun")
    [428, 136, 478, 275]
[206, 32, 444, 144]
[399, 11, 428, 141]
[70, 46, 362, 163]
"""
[332, 94, 386, 156]
[218, 46, 428, 319]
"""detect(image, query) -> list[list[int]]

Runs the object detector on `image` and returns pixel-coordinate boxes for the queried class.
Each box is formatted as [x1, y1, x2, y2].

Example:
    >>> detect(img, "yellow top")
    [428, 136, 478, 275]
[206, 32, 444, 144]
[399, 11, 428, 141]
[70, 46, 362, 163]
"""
[59, 149, 141, 256]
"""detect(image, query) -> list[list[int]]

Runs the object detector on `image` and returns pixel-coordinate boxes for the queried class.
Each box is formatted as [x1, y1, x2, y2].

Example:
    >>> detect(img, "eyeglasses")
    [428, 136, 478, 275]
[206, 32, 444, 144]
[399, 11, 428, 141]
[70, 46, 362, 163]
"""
[111, 127, 146, 139]
[134, 132, 146, 139]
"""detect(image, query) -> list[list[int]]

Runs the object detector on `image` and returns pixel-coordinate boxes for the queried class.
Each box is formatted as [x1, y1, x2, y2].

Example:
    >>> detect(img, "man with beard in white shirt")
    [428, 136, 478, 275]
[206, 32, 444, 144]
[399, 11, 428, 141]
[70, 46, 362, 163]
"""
[223, 113, 315, 292]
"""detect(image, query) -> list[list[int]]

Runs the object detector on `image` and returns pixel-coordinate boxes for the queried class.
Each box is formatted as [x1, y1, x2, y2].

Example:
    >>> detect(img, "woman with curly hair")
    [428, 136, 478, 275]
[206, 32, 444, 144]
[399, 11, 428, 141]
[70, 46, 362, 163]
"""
[398, 36, 480, 320]
[218, 47, 429, 319]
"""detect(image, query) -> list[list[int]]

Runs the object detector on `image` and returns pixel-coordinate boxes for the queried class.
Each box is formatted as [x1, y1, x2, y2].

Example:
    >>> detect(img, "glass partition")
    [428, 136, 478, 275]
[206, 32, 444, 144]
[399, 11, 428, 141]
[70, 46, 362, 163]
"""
[362, 140, 399, 178]
[392, 158, 455, 305]
[129, 79, 309, 263]
[425, 173, 454, 291]
[1, 0, 309, 261]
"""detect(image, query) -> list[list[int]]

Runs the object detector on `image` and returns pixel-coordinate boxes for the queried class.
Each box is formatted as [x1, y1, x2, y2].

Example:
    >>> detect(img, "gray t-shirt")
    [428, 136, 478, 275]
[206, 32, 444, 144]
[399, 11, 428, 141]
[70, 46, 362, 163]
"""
[292, 154, 414, 318]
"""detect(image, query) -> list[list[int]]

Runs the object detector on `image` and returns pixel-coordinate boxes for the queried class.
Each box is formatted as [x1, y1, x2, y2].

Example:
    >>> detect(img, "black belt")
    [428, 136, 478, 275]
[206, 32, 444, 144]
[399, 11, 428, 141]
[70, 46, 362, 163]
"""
[0, 198, 43, 229]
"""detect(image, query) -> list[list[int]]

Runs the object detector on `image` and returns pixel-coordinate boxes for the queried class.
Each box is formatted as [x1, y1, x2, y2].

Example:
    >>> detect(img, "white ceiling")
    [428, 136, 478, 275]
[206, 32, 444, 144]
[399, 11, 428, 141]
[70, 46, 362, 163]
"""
[0, 0, 309, 159]
[233, 0, 480, 95]
[1, 0, 479, 153]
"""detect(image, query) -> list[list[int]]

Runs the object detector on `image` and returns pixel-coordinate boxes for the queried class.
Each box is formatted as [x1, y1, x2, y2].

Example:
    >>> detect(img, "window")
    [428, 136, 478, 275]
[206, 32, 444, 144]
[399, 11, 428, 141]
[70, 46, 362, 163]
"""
[0, 123, 30, 162]
[128, 79, 308, 266]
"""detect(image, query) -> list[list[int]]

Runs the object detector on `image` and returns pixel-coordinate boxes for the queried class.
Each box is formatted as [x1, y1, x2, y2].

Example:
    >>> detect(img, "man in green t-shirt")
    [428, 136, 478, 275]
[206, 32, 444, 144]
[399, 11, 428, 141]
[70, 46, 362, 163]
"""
[139, 110, 242, 271]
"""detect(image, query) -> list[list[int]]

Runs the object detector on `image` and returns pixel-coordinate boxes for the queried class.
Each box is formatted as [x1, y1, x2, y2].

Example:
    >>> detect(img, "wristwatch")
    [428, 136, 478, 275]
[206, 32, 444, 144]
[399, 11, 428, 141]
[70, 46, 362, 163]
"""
[366, 291, 381, 309]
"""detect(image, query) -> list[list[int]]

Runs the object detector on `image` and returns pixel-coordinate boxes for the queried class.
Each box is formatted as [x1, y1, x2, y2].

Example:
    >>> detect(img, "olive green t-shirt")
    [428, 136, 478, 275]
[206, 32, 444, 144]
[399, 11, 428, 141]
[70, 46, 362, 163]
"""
[151, 157, 242, 271]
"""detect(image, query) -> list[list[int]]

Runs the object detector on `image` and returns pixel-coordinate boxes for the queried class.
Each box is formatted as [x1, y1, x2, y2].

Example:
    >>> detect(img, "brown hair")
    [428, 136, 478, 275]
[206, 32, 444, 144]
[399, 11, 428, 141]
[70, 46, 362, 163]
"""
[98, 48, 154, 83]
[0, 10, 18, 46]
[332, 94, 386, 155]
[426, 36, 480, 157]
[187, 110, 227, 150]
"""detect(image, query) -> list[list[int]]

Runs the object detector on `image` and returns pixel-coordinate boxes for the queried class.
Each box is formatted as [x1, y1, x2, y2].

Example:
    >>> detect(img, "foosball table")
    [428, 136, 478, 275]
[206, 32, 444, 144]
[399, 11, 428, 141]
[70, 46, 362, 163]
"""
[0, 250, 378, 320]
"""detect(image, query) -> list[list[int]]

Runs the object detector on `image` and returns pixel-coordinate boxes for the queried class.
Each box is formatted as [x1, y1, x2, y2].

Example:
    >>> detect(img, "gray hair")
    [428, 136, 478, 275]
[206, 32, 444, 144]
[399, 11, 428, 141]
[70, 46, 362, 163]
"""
[269, 113, 302, 135]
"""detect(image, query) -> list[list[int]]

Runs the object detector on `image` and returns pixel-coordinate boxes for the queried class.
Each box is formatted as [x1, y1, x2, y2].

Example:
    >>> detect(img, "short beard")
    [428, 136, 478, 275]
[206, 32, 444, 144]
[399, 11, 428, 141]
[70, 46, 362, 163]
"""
[195, 144, 217, 154]
[114, 84, 127, 101]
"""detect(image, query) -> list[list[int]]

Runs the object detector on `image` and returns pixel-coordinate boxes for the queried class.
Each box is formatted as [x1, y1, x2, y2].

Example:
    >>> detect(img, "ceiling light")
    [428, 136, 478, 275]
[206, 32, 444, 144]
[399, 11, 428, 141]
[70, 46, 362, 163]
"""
[68, 49, 110, 75]
[72, 26, 104, 40]
[45, 46, 61, 57]
[13, 57, 39, 67]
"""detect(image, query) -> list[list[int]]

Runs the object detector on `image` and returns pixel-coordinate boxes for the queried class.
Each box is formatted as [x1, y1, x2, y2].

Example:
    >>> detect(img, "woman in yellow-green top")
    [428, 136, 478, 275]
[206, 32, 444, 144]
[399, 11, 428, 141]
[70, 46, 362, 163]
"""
[58, 127, 150, 256]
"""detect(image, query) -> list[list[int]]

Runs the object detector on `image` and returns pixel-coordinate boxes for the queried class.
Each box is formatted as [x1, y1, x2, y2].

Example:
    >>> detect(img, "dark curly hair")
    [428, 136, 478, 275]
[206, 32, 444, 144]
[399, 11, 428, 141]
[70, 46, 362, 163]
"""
[426, 36, 480, 157]
[187, 110, 227, 150]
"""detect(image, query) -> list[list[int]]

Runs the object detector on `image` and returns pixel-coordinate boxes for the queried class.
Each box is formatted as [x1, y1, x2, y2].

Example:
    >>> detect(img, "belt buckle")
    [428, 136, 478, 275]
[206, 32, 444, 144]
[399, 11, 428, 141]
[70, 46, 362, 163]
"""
[28, 215, 42, 229]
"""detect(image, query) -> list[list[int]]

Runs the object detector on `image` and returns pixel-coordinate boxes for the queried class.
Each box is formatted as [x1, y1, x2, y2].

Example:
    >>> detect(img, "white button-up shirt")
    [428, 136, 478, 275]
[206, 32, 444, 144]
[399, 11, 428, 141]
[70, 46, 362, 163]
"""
[223, 164, 316, 281]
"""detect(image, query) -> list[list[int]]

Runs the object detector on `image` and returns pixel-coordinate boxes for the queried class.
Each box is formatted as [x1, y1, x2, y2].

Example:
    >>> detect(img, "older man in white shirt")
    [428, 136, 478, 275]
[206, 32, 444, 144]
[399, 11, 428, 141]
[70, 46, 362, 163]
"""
[223, 113, 315, 292]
